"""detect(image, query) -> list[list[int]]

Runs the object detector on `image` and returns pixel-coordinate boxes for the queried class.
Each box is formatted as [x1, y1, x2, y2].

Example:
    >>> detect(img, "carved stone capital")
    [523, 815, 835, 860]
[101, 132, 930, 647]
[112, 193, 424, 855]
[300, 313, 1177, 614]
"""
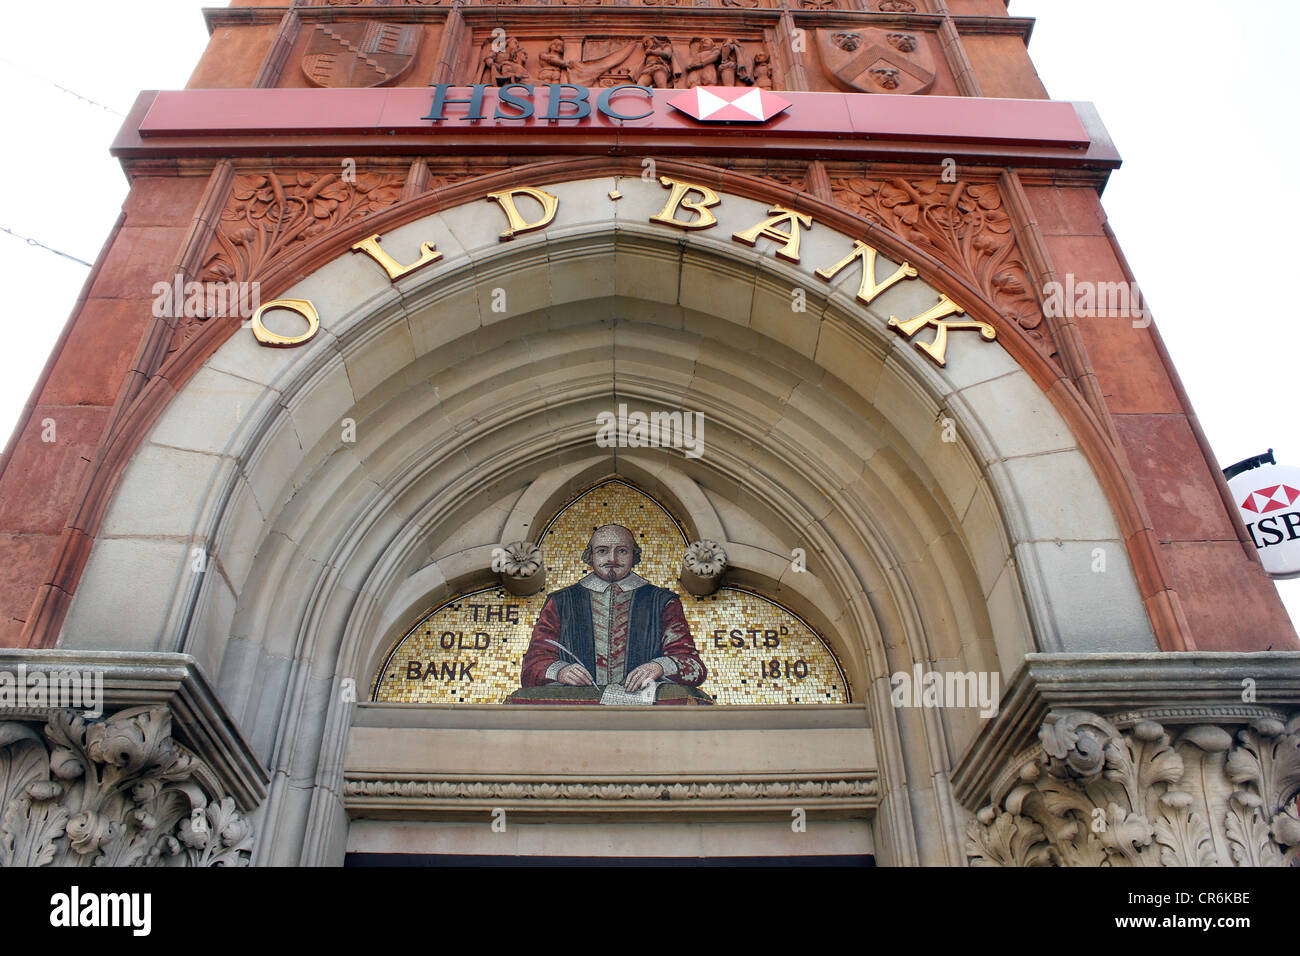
[0, 650, 267, 867]
[1, 706, 256, 867]
[954, 653, 1300, 867]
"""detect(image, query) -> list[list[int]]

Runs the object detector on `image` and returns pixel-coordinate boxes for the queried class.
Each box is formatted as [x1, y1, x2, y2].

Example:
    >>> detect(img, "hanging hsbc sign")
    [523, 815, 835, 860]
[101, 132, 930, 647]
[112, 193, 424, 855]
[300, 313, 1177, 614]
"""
[1227, 462, 1300, 578]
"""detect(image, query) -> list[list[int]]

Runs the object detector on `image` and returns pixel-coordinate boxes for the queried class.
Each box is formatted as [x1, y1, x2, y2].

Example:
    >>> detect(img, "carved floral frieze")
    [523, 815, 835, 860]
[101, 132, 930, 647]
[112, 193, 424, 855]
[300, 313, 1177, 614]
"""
[966, 709, 1300, 867]
[0, 707, 256, 867]
[346, 776, 878, 803]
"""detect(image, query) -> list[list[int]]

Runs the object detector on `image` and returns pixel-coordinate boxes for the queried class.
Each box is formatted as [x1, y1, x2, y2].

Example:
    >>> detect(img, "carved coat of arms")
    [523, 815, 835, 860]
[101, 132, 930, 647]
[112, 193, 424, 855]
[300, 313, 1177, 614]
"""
[815, 28, 935, 95]
[302, 22, 421, 88]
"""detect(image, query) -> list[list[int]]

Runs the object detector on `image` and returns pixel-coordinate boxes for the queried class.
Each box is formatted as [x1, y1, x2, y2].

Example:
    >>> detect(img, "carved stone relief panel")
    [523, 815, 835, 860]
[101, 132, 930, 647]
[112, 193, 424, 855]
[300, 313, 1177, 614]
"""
[805, 26, 953, 95]
[828, 175, 1047, 355]
[467, 32, 780, 89]
[280, 19, 443, 89]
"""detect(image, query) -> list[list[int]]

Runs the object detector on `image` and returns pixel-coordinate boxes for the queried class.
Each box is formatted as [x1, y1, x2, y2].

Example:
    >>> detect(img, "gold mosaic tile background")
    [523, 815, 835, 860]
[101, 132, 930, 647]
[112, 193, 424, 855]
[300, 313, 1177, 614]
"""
[372, 480, 851, 705]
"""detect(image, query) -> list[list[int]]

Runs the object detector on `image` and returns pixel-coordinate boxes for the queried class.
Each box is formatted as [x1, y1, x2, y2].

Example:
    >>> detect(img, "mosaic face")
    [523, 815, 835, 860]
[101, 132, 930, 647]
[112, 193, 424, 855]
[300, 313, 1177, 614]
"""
[372, 480, 851, 705]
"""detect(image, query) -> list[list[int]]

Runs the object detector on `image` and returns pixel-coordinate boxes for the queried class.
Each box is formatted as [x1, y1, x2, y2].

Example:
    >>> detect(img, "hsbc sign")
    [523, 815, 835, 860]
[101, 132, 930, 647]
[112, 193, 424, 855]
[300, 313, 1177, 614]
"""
[1227, 462, 1300, 578]
[424, 83, 656, 122]
[131, 86, 1096, 159]
[422, 83, 791, 124]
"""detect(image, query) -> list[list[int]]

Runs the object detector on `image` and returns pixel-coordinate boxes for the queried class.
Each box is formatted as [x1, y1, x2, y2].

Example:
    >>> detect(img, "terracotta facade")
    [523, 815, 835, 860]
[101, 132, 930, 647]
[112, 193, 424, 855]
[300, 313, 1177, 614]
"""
[2, 0, 1290, 654]
[1, 0, 1298, 869]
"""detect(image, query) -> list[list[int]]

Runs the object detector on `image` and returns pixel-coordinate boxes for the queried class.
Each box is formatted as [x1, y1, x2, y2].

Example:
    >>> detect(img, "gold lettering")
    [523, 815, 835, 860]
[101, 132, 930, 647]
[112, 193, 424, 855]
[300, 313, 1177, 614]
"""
[350, 233, 442, 281]
[815, 240, 917, 304]
[249, 298, 320, 349]
[732, 205, 812, 263]
[486, 187, 559, 240]
[888, 295, 996, 367]
[649, 177, 721, 230]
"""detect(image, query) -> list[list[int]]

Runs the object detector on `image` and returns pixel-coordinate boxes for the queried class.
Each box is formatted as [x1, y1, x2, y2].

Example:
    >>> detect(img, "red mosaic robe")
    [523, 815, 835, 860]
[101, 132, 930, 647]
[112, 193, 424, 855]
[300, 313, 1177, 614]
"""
[521, 575, 706, 687]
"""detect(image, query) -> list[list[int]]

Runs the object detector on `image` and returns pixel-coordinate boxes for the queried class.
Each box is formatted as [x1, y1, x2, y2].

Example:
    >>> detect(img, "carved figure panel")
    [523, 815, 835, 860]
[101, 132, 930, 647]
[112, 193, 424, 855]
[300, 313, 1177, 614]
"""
[468, 34, 778, 90]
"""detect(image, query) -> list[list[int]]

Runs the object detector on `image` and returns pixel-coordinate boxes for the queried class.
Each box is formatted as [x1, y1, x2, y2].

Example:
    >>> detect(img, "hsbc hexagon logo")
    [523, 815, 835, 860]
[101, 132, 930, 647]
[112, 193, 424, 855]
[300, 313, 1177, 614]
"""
[668, 86, 792, 123]
[1240, 483, 1300, 515]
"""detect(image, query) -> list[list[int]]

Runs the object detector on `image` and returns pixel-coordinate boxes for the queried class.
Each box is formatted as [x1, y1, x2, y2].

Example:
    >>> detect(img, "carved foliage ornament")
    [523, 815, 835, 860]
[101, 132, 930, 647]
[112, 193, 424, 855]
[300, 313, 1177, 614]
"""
[0, 707, 254, 867]
[177, 170, 411, 352]
[829, 177, 1044, 349]
[346, 776, 876, 801]
[967, 710, 1300, 867]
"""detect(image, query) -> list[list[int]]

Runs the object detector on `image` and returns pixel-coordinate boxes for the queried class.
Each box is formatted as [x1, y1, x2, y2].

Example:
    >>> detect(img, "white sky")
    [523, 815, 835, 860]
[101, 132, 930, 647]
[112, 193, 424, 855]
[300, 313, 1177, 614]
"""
[0, 0, 1295, 627]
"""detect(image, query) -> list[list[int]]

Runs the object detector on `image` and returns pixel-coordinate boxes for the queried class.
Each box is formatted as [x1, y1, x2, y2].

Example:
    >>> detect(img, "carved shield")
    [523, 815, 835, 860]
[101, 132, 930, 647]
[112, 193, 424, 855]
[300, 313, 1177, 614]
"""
[815, 28, 935, 95]
[302, 22, 421, 88]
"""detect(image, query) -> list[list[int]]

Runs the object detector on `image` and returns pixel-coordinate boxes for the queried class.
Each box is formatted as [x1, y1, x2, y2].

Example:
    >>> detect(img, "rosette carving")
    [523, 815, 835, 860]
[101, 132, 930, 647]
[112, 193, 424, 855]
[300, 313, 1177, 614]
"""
[967, 710, 1300, 867]
[0, 707, 255, 867]
[680, 540, 728, 596]
[829, 177, 1046, 353]
[495, 541, 545, 596]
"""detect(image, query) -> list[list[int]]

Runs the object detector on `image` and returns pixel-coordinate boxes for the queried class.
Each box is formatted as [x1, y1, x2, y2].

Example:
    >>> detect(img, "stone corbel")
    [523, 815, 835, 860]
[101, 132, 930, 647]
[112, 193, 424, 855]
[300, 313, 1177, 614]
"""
[953, 653, 1300, 867]
[497, 541, 545, 596]
[0, 650, 268, 868]
[680, 540, 728, 596]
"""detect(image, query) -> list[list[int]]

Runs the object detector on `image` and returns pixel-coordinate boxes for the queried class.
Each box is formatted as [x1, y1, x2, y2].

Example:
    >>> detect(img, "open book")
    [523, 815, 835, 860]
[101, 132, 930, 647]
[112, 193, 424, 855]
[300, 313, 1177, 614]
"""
[598, 680, 659, 706]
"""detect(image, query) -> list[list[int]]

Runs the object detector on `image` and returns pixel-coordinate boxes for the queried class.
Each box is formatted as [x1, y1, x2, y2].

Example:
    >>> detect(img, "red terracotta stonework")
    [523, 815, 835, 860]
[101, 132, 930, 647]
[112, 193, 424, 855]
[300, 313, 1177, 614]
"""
[0, 0, 1293, 652]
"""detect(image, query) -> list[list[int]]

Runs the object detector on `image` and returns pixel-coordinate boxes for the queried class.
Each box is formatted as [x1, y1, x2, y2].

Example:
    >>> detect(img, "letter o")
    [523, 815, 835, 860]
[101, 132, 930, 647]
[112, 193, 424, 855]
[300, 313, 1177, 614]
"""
[249, 298, 320, 348]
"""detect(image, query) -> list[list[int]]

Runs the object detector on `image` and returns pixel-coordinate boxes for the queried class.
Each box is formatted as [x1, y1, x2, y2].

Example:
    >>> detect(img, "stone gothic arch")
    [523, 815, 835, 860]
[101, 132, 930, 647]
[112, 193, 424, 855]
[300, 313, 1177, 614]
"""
[52, 174, 1156, 865]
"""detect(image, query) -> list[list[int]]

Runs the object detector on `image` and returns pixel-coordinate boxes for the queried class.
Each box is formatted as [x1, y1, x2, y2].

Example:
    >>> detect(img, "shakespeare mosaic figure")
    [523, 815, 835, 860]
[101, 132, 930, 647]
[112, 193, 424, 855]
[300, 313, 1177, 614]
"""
[520, 524, 707, 691]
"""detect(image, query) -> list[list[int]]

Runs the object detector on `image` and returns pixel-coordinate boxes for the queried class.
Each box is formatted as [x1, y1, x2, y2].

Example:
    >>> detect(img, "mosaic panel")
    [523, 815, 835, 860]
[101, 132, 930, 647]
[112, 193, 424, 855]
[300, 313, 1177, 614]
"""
[372, 480, 851, 704]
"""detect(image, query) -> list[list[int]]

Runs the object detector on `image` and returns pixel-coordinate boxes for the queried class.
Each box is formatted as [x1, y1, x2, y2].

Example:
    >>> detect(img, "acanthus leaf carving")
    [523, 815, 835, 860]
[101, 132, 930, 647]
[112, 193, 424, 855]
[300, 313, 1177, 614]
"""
[967, 709, 1300, 867]
[0, 707, 255, 868]
[965, 810, 1051, 867]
